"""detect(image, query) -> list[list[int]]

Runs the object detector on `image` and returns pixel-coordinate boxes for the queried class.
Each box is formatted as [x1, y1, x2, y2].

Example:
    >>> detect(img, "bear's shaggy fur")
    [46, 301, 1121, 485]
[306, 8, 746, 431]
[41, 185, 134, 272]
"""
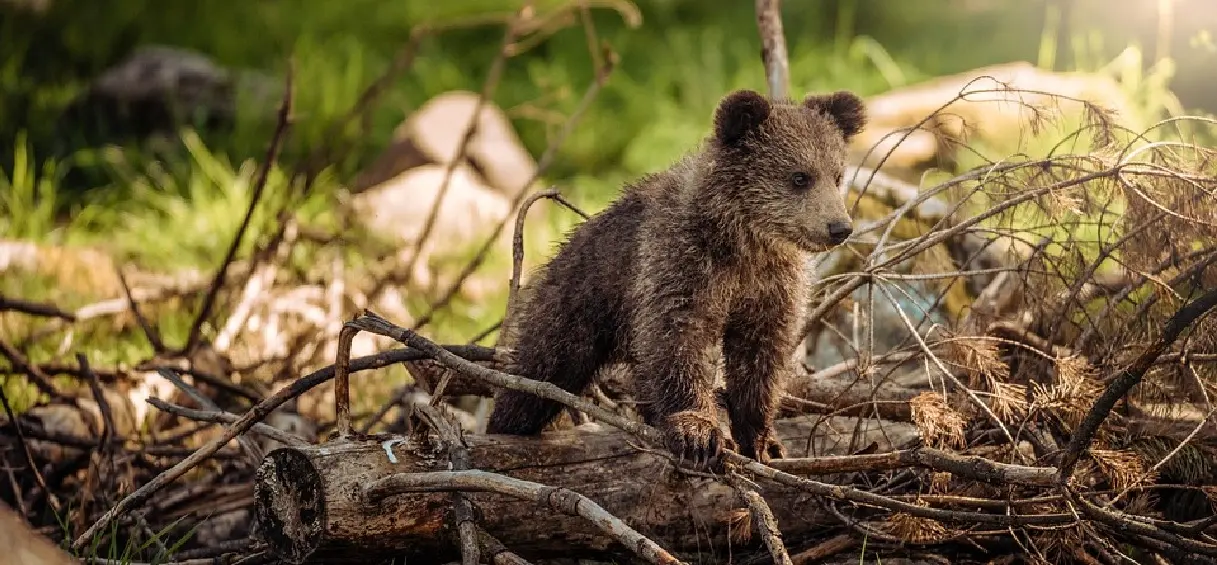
[486, 88, 867, 467]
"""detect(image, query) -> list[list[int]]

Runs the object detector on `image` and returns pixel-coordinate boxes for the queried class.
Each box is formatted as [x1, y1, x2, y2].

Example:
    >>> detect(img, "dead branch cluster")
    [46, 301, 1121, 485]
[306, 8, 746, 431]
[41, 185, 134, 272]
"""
[4, 1, 1217, 564]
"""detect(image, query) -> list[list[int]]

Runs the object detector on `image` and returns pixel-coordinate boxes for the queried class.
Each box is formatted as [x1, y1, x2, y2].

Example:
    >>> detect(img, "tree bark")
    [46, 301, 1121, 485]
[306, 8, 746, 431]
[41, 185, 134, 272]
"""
[253, 416, 917, 564]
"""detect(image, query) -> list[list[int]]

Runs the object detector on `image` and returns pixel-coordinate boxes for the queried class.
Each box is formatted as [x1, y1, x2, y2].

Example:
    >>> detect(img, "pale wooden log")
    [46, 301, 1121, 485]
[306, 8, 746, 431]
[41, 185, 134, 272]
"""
[253, 416, 918, 564]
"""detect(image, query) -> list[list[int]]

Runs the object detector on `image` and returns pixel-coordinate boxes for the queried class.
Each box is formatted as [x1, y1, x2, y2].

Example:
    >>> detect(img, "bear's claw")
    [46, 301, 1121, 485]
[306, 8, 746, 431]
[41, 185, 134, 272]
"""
[661, 410, 732, 470]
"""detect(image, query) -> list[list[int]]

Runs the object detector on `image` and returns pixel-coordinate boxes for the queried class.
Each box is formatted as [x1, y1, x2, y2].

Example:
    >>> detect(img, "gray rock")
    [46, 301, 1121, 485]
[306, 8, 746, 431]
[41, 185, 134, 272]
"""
[56, 45, 281, 146]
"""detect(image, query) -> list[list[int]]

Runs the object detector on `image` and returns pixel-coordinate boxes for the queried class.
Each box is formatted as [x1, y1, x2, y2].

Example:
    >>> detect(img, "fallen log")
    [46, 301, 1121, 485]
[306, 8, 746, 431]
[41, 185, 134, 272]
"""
[253, 416, 918, 564]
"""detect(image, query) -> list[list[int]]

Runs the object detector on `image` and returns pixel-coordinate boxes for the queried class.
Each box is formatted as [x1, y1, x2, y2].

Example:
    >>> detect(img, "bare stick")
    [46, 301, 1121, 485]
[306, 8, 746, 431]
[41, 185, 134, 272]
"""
[157, 368, 264, 464]
[725, 452, 1073, 527]
[1057, 287, 1217, 484]
[409, 45, 616, 331]
[78, 353, 114, 453]
[474, 523, 534, 565]
[333, 322, 357, 438]
[184, 62, 294, 354]
[146, 397, 308, 448]
[507, 186, 560, 319]
[790, 534, 855, 564]
[115, 266, 166, 353]
[1067, 489, 1217, 558]
[213, 220, 295, 352]
[0, 384, 59, 515]
[397, 6, 529, 292]
[726, 473, 793, 565]
[0, 338, 68, 402]
[755, 0, 790, 99]
[768, 447, 1057, 486]
[0, 294, 75, 321]
[348, 312, 656, 441]
[363, 469, 686, 565]
[71, 342, 493, 551]
[136, 364, 262, 403]
[411, 403, 482, 565]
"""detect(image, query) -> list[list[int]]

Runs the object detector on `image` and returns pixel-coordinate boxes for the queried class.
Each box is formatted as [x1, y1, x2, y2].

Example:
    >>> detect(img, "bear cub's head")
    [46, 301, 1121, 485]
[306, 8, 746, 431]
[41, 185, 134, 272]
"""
[707, 88, 866, 253]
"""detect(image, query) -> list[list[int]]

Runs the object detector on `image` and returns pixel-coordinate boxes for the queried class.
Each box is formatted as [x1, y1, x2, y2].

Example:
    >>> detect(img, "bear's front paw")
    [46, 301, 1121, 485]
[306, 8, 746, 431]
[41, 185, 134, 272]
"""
[661, 410, 732, 470]
[738, 426, 786, 464]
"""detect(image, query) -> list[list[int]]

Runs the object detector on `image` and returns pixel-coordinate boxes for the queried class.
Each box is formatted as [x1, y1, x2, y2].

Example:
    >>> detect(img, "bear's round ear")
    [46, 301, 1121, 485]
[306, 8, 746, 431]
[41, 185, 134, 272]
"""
[714, 89, 771, 146]
[803, 90, 867, 141]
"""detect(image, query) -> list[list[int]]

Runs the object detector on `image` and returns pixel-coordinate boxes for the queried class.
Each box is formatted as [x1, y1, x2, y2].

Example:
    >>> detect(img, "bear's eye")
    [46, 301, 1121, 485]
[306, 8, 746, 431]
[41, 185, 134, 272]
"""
[835, 172, 844, 186]
[790, 171, 813, 188]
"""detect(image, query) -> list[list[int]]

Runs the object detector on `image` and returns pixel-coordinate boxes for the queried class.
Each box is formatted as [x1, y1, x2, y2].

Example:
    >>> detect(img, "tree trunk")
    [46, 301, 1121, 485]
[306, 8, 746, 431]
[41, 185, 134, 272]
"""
[253, 416, 918, 564]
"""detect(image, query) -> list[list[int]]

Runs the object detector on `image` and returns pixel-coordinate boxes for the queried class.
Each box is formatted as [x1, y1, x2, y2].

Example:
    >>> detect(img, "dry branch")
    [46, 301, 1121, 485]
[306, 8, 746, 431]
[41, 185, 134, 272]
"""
[69, 344, 495, 551]
[184, 64, 294, 354]
[770, 447, 1055, 486]
[1058, 287, 1217, 484]
[0, 294, 76, 321]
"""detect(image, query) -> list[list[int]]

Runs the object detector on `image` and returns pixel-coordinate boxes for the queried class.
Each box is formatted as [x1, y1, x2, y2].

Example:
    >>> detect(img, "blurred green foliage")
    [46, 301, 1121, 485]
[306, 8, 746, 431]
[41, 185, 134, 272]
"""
[0, 0, 1053, 188]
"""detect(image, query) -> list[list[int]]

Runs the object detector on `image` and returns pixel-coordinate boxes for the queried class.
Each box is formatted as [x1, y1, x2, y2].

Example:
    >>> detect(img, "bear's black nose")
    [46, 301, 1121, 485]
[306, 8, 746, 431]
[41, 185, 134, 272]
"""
[827, 221, 852, 244]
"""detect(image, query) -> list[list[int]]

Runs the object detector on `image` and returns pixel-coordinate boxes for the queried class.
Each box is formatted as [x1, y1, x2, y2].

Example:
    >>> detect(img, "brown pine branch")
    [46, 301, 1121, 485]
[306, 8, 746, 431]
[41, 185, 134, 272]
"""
[1058, 287, 1217, 484]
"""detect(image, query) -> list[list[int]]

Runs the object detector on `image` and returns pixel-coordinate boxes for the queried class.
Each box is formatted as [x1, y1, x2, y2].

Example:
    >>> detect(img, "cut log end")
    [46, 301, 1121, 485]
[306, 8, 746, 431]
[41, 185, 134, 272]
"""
[254, 447, 327, 564]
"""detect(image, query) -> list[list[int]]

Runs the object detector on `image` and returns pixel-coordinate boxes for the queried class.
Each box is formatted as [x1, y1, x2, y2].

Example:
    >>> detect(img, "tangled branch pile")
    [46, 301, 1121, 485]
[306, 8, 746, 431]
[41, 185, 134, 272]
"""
[3, 2, 1217, 565]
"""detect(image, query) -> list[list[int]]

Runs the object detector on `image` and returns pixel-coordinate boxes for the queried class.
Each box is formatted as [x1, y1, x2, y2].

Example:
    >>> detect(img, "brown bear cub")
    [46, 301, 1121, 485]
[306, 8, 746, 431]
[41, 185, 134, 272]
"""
[486, 88, 866, 467]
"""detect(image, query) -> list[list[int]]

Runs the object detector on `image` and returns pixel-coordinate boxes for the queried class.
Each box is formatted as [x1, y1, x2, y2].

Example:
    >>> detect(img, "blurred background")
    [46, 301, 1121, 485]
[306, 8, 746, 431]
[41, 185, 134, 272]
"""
[1, 0, 1215, 404]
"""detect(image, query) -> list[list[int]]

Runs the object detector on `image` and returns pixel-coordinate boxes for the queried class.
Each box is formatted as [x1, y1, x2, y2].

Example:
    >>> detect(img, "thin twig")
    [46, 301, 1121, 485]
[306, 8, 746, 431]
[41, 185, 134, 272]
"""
[506, 186, 560, 320]
[115, 266, 166, 353]
[157, 368, 265, 464]
[0, 385, 60, 514]
[473, 521, 534, 565]
[0, 294, 75, 321]
[396, 5, 530, 296]
[0, 338, 68, 402]
[728, 452, 1074, 527]
[726, 472, 793, 565]
[333, 322, 357, 438]
[1057, 287, 1217, 484]
[78, 353, 115, 456]
[768, 446, 1056, 486]
[184, 62, 294, 354]
[409, 41, 617, 331]
[411, 403, 482, 565]
[349, 312, 655, 441]
[146, 397, 308, 448]
[71, 343, 496, 550]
